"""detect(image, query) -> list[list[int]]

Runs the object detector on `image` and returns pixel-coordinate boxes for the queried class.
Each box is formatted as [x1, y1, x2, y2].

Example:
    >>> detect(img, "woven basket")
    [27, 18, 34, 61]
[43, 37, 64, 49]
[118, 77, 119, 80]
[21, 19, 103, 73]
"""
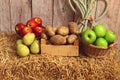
[80, 40, 118, 58]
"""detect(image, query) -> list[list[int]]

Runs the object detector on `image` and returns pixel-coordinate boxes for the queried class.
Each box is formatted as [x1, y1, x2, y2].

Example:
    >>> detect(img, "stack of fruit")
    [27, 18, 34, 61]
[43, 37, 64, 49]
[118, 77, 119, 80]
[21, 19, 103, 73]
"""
[82, 24, 116, 47]
[15, 17, 44, 57]
[15, 17, 44, 38]
[16, 33, 40, 57]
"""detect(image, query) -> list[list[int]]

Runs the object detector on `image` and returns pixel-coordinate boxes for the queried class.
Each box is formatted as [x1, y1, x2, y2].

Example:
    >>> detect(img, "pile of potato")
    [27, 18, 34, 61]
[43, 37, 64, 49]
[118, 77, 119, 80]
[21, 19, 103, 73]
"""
[41, 22, 79, 45]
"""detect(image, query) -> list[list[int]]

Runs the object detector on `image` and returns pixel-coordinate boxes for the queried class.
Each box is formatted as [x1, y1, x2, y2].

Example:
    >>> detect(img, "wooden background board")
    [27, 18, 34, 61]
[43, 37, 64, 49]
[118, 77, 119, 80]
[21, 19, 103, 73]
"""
[0, 0, 120, 48]
[0, 0, 11, 32]
[32, 0, 53, 26]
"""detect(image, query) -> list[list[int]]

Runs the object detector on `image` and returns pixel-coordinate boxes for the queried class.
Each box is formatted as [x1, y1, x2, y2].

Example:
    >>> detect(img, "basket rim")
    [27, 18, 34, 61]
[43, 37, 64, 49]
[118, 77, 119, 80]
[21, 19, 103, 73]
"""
[81, 39, 118, 50]
[89, 41, 118, 49]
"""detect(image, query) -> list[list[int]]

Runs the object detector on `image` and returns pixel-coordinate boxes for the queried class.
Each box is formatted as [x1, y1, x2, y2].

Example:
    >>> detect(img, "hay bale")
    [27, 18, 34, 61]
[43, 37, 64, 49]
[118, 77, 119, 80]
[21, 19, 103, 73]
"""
[0, 33, 120, 80]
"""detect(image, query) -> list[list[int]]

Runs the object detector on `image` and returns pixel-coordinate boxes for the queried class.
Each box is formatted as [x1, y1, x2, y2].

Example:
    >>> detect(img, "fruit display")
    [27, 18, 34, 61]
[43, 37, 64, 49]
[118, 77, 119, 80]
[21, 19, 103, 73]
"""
[41, 22, 79, 45]
[81, 24, 116, 47]
[15, 17, 44, 38]
[15, 17, 43, 57]
[16, 33, 40, 57]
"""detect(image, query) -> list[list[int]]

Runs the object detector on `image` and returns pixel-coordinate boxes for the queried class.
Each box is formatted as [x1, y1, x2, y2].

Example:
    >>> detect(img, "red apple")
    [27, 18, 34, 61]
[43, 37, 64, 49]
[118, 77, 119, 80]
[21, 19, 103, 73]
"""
[33, 26, 44, 37]
[22, 26, 33, 36]
[15, 23, 25, 36]
[27, 19, 38, 29]
[33, 17, 42, 26]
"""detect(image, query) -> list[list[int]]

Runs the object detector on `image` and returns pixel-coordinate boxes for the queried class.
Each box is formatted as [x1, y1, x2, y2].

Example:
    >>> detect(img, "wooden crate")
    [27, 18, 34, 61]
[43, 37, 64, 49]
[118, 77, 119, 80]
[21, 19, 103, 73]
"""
[41, 39, 79, 56]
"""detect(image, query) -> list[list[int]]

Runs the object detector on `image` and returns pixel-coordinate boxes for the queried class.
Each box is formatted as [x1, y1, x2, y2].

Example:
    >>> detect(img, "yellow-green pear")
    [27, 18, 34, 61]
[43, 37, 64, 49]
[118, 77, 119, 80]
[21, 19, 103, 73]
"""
[16, 39, 23, 45]
[23, 33, 35, 46]
[17, 44, 30, 57]
[30, 40, 40, 54]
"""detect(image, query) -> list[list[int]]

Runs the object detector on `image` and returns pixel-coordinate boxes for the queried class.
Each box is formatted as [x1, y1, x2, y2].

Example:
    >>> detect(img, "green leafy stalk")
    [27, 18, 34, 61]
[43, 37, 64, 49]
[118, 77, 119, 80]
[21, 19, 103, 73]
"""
[67, 0, 108, 33]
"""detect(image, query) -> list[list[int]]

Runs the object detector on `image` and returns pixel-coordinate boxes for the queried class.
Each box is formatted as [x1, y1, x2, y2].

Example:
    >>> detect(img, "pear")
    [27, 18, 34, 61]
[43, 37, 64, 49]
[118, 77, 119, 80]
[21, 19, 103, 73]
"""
[16, 39, 23, 45]
[23, 33, 35, 46]
[30, 40, 40, 54]
[17, 44, 30, 57]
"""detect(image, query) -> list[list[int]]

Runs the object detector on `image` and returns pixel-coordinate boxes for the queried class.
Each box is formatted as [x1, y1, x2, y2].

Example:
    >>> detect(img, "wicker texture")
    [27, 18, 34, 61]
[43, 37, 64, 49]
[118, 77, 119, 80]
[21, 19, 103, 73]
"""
[80, 40, 118, 58]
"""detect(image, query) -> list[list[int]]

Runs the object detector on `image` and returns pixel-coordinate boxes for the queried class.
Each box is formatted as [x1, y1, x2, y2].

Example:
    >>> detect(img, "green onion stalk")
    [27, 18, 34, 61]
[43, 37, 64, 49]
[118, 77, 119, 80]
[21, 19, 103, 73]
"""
[67, 0, 108, 33]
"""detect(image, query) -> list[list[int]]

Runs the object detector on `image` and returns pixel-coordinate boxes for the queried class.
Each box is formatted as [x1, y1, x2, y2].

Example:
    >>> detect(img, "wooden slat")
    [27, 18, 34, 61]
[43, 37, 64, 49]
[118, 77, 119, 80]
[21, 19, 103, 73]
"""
[53, 0, 74, 27]
[10, 0, 32, 32]
[32, 0, 53, 26]
[0, 0, 11, 32]
[96, 0, 120, 48]
[41, 39, 79, 56]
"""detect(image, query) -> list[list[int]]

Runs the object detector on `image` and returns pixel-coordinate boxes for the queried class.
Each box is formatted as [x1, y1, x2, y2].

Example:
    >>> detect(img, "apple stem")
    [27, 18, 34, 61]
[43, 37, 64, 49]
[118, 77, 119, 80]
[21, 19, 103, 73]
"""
[67, 0, 108, 33]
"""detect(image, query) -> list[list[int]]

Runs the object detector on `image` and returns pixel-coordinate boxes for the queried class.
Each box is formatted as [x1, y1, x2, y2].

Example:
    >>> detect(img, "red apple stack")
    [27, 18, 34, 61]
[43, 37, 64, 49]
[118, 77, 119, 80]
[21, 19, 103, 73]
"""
[15, 17, 44, 38]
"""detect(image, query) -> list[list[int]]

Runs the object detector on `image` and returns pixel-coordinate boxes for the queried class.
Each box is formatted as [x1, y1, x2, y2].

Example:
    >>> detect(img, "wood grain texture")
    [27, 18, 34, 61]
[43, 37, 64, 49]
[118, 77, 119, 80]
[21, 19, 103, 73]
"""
[41, 39, 79, 56]
[0, 0, 11, 32]
[96, 0, 120, 48]
[10, 0, 32, 31]
[32, 0, 53, 26]
[53, 0, 74, 27]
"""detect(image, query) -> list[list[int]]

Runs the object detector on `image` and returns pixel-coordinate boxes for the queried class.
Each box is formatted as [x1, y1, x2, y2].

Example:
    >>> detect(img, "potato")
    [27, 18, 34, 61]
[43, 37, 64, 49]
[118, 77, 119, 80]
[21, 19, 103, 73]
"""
[41, 39, 46, 44]
[64, 35, 69, 39]
[68, 22, 79, 34]
[53, 27, 57, 33]
[67, 34, 78, 44]
[41, 33, 47, 40]
[45, 25, 55, 37]
[50, 35, 66, 45]
[57, 26, 69, 36]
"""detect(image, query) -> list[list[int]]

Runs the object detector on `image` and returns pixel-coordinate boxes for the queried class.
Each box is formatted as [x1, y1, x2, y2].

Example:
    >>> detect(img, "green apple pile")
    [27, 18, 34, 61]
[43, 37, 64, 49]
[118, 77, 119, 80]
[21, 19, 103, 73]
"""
[16, 33, 40, 57]
[82, 24, 116, 47]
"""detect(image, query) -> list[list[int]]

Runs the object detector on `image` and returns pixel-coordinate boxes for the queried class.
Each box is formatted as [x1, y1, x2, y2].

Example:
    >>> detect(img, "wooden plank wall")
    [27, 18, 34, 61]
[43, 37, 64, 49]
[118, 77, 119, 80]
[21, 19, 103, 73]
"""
[0, 0, 120, 48]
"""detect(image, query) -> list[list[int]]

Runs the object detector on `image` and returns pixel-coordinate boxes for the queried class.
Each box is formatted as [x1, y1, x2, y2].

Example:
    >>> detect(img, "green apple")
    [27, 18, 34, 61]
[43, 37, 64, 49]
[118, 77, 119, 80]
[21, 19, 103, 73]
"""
[16, 39, 23, 45]
[104, 30, 116, 43]
[95, 38, 108, 47]
[93, 24, 106, 37]
[17, 44, 30, 57]
[30, 40, 40, 54]
[23, 33, 35, 46]
[82, 29, 96, 44]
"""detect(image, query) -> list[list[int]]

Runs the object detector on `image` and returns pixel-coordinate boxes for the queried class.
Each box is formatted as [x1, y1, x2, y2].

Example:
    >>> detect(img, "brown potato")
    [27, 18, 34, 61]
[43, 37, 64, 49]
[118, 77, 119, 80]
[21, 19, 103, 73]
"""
[50, 35, 66, 45]
[64, 35, 69, 39]
[53, 27, 57, 33]
[57, 26, 69, 36]
[45, 25, 55, 37]
[68, 22, 79, 34]
[67, 34, 78, 44]
[41, 33, 48, 40]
